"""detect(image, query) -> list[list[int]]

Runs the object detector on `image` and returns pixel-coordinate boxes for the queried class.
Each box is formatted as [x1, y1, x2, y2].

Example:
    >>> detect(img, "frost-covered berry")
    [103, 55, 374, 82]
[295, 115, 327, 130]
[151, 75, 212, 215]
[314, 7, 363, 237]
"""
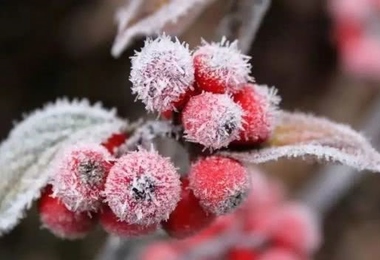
[130, 34, 195, 112]
[182, 92, 244, 149]
[100, 205, 157, 237]
[162, 178, 215, 238]
[271, 204, 321, 254]
[193, 37, 253, 94]
[233, 84, 280, 145]
[103, 148, 181, 225]
[38, 186, 97, 239]
[258, 248, 301, 260]
[189, 156, 250, 215]
[50, 143, 112, 212]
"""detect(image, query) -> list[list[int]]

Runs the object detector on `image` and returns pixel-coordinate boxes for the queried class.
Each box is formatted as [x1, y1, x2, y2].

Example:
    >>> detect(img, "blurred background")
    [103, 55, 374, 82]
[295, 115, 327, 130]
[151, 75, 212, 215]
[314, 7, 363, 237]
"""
[0, 0, 380, 259]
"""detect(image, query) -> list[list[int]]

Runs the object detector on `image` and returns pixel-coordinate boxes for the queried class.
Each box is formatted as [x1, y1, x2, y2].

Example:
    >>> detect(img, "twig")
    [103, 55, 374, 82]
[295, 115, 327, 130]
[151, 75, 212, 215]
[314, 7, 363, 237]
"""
[298, 95, 380, 218]
[215, 0, 271, 54]
[116, 120, 182, 155]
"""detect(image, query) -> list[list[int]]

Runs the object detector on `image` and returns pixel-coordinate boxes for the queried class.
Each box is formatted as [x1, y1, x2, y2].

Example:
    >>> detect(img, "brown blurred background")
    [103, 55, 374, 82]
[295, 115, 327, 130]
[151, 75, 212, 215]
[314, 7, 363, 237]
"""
[0, 0, 380, 259]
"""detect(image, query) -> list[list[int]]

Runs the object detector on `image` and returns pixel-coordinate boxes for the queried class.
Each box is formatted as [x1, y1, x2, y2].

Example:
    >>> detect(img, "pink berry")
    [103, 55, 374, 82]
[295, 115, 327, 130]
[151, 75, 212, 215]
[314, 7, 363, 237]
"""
[100, 205, 157, 237]
[129, 34, 195, 112]
[50, 143, 112, 212]
[233, 84, 280, 145]
[258, 248, 301, 260]
[271, 204, 321, 254]
[103, 148, 181, 225]
[162, 178, 215, 238]
[182, 92, 244, 149]
[38, 186, 97, 239]
[141, 242, 179, 260]
[193, 37, 253, 94]
[189, 156, 250, 215]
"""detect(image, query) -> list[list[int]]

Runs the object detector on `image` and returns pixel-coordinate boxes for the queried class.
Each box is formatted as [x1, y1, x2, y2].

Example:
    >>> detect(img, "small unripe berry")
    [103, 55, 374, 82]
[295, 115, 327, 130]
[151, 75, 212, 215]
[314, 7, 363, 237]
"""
[182, 92, 244, 149]
[103, 148, 181, 225]
[38, 186, 97, 239]
[102, 133, 127, 154]
[162, 178, 215, 238]
[189, 156, 250, 215]
[233, 84, 280, 145]
[130, 34, 195, 112]
[100, 205, 157, 237]
[50, 143, 112, 212]
[193, 37, 253, 94]
[258, 248, 302, 260]
[271, 204, 321, 254]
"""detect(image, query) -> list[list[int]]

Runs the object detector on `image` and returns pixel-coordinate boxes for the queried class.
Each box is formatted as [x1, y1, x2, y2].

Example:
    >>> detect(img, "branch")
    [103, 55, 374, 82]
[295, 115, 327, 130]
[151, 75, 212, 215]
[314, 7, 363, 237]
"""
[215, 0, 271, 54]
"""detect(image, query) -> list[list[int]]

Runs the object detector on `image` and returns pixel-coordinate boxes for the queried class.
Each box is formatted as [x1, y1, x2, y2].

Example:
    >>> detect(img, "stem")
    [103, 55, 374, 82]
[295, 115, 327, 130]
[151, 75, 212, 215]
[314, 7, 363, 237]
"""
[298, 96, 380, 218]
[215, 0, 272, 54]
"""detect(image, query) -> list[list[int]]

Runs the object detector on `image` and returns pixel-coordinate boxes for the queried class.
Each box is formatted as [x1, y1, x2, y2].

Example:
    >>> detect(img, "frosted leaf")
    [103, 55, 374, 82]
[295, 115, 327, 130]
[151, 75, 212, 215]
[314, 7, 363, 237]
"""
[0, 99, 127, 235]
[221, 111, 380, 172]
[112, 0, 216, 57]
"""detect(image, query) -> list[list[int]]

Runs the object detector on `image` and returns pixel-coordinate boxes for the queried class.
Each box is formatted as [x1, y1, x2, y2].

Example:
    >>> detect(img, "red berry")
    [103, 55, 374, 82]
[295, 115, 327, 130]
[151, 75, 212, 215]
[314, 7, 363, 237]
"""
[130, 34, 195, 112]
[162, 178, 215, 238]
[100, 205, 157, 237]
[189, 156, 250, 215]
[38, 186, 97, 239]
[193, 37, 252, 94]
[258, 248, 301, 260]
[49, 143, 112, 212]
[103, 148, 181, 225]
[102, 133, 127, 154]
[182, 92, 244, 149]
[271, 204, 321, 254]
[227, 247, 259, 260]
[233, 84, 280, 145]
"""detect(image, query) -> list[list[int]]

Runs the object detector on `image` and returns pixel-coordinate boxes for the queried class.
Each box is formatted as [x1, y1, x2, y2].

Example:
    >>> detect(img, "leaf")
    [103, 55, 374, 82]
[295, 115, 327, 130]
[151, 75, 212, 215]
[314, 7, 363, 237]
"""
[111, 0, 217, 57]
[0, 99, 127, 235]
[221, 111, 380, 172]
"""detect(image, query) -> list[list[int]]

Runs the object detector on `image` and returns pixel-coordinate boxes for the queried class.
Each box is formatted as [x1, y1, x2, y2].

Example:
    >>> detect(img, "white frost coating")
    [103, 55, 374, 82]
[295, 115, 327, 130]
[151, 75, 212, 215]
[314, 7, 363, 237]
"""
[112, 0, 216, 57]
[195, 37, 253, 92]
[0, 99, 127, 235]
[221, 111, 380, 173]
[130, 34, 194, 112]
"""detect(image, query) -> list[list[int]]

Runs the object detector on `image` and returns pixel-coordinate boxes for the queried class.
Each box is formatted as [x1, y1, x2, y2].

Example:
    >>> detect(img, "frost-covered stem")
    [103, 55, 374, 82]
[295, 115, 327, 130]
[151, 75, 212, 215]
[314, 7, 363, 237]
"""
[118, 120, 182, 153]
[298, 96, 380, 218]
[216, 0, 271, 54]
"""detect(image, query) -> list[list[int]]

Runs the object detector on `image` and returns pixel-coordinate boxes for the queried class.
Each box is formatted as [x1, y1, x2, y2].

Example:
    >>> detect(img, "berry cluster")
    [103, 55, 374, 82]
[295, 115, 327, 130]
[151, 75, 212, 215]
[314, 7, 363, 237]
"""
[37, 35, 281, 241]
[37, 136, 250, 239]
[141, 170, 321, 260]
[130, 35, 280, 149]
